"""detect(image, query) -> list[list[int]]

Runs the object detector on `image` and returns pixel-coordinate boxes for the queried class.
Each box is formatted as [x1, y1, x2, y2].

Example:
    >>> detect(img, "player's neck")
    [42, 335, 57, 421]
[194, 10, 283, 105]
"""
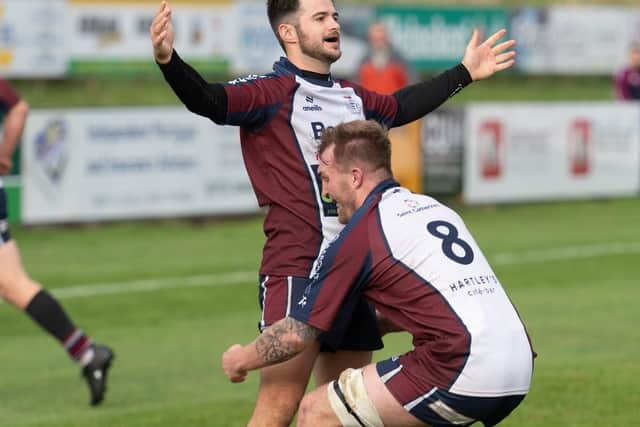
[288, 52, 331, 75]
[355, 178, 385, 210]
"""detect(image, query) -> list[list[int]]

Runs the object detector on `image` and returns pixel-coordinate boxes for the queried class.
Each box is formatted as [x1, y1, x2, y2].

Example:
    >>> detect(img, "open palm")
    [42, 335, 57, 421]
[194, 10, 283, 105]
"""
[462, 28, 516, 81]
[150, 1, 175, 64]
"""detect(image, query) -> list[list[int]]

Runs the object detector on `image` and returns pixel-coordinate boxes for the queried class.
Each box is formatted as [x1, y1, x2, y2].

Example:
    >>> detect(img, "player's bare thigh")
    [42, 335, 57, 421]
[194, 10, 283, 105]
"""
[0, 240, 41, 309]
[297, 364, 424, 427]
[314, 350, 372, 386]
[362, 364, 425, 426]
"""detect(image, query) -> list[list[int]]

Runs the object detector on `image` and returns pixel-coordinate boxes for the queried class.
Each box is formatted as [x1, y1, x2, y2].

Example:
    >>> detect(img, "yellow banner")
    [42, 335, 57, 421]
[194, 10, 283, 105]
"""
[389, 121, 423, 194]
[69, 0, 231, 5]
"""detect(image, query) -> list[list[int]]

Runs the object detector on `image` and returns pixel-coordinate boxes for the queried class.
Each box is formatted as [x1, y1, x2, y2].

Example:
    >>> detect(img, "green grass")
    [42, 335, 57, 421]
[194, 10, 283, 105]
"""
[10, 74, 615, 108]
[1, 198, 639, 426]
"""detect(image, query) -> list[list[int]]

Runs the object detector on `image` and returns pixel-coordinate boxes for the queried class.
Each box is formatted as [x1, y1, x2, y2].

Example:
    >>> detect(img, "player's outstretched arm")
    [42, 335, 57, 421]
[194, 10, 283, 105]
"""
[150, 1, 175, 64]
[462, 28, 516, 81]
[222, 317, 320, 383]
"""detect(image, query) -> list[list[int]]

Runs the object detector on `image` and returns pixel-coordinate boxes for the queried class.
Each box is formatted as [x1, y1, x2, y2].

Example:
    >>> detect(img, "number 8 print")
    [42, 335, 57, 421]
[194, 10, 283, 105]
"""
[426, 220, 475, 265]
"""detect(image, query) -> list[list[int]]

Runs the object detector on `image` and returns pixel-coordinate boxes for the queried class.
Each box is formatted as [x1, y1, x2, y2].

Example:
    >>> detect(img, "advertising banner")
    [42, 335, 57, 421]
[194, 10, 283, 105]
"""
[68, 0, 233, 76]
[421, 108, 466, 196]
[464, 103, 640, 203]
[376, 6, 508, 71]
[0, 0, 68, 77]
[22, 107, 257, 224]
[511, 6, 640, 74]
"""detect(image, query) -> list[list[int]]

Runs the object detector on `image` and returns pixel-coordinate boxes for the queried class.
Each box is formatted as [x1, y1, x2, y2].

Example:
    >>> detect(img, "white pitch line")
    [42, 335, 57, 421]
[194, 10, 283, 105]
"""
[492, 241, 640, 265]
[2, 242, 638, 304]
[0, 271, 256, 304]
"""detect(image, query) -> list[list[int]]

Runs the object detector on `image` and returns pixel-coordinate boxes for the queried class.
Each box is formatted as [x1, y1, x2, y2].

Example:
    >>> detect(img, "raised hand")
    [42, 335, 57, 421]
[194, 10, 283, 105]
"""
[462, 28, 516, 81]
[150, 1, 175, 64]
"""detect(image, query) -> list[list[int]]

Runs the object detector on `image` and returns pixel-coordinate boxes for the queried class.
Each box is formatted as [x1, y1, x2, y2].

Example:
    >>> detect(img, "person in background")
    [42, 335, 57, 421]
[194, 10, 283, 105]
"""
[614, 41, 640, 100]
[0, 79, 115, 406]
[358, 21, 422, 192]
[357, 21, 415, 95]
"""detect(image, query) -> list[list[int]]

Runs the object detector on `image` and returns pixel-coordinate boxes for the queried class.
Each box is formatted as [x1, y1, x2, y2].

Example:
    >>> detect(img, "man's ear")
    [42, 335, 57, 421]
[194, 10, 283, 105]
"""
[278, 23, 297, 47]
[351, 168, 364, 188]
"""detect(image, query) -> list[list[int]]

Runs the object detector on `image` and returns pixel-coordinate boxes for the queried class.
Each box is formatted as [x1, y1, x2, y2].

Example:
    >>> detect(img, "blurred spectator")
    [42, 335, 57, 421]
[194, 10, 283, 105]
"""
[614, 42, 640, 100]
[357, 21, 416, 94]
[358, 21, 422, 192]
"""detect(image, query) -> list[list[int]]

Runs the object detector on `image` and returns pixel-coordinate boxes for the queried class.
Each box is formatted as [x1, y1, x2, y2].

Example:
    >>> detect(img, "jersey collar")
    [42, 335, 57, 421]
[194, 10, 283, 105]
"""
[273, 57, 334, 87]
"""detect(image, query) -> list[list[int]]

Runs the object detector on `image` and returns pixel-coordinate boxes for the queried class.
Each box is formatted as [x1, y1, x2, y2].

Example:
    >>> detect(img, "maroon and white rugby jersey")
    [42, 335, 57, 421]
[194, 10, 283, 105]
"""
[291, 181, 534, 397]
[221, 58, 397, 277]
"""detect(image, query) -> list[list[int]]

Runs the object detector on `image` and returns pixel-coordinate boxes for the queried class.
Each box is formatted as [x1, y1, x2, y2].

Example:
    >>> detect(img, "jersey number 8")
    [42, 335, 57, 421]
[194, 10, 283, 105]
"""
[427, 220, 474, 265]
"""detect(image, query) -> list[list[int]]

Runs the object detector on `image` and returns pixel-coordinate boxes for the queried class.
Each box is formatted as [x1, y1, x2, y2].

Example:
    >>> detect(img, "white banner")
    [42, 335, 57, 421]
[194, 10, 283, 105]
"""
[512, 6, 640, 74]
[0, 0, 68, 77]
[22, 107, 257, 224]
[69, 1, 232, 61]
[464, 103, 640, 203]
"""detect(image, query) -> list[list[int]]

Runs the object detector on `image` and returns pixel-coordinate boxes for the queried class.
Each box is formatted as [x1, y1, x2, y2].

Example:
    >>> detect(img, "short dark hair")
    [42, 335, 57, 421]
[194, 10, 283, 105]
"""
[319, 120, 392, 175]
[267, 0, 301, 51]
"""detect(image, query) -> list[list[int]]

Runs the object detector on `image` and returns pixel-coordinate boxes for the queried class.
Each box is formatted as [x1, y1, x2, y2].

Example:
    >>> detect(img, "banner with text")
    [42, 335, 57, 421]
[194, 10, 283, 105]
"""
[22, 107, 257, 224]
[421, 108, 466, 196]
[377, 6, 508, 72]
[464, 103, 640, 204]
[0, 0, 68, 77]
[511, 6, 640, 75]
[68, 0, 232, 76]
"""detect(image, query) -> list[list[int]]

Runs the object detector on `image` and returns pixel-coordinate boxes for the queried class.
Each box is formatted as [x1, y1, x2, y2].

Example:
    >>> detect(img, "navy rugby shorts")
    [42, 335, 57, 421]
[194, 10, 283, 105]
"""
[0, 187, 11, 244]
[258, 275, 383, 352]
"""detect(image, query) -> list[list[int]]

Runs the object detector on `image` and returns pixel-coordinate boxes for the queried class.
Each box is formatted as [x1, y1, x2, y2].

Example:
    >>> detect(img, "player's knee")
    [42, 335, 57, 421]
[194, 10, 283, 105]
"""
[251, 393, 300, 426]
[297, 393, 322, 426]
[0, 276, 40, 308]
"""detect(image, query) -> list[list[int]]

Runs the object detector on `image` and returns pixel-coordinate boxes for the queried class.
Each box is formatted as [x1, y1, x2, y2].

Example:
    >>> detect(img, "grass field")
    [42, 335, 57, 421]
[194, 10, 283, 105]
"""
[0, 197, 638, 426]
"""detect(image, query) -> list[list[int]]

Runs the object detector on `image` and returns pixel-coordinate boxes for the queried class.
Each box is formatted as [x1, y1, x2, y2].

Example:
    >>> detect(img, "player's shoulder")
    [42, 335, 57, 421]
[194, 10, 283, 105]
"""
[335, 77, 364, 92]
[379, 188, 453, 221]
[225, 72, 278, 86]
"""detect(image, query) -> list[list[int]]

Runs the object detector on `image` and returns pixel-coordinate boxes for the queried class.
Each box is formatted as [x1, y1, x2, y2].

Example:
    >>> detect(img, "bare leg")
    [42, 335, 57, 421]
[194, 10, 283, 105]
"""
[0, 241, 41, 309]
[298, 364, 425, 427]
[247, 340, 321, 427]
[313, 350, 372, 386]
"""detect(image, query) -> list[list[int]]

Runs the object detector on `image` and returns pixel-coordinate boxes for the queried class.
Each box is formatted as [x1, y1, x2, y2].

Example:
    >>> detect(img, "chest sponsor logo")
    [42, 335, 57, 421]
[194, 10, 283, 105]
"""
[344, 95, 362, 114]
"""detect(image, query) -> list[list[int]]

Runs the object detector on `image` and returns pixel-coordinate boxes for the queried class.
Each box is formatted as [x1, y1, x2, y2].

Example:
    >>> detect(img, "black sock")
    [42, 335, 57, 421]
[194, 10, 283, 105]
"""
[25, 290, 94, 363]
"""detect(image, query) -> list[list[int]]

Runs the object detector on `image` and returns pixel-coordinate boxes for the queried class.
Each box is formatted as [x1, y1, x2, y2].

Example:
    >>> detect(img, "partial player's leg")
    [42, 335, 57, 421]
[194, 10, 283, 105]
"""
[248, 275, 322, 426]
[248, 340, 321, 427]
[313, 297, 381, 386]
[298, 364, 423, 427]
[0, 198, 115, 406]
[313, 350, 372, 386]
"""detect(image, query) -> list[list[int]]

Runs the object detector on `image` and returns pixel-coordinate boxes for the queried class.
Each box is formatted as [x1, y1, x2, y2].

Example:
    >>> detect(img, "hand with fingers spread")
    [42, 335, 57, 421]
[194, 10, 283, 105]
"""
[462, 28, 516, 81]
[150, 1, 175, 64]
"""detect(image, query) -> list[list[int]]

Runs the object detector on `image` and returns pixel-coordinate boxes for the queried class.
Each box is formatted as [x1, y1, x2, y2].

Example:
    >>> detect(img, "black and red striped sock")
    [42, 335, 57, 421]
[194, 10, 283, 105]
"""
[25, 290, 95, 366]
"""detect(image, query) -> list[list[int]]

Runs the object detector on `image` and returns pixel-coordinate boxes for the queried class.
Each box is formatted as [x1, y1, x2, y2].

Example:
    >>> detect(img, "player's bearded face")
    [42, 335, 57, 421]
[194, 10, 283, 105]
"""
[296, 24, 341, 64]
